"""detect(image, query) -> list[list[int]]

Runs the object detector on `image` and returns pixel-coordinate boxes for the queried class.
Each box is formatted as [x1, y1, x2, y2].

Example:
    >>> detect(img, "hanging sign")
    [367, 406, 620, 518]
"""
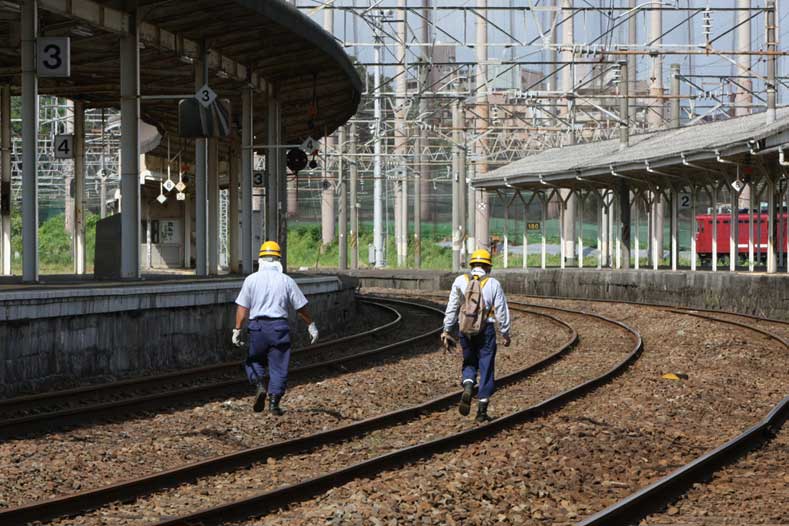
[679, 192, 692, 209]
[54, 134, 74, 159]
[176, 192, 187, 201]
[253, 171, 265, 187]
[195, 84, 218, 109]
[301, 137, 319, 154]
[163, 179, 176, 192]
[37, 37, 71, 77]
[526, 222, 542, 231]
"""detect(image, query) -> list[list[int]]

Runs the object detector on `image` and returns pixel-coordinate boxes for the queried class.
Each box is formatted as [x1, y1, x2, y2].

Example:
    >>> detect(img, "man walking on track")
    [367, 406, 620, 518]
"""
[441, 248, 512, 422]
[232, 241, 319, 415]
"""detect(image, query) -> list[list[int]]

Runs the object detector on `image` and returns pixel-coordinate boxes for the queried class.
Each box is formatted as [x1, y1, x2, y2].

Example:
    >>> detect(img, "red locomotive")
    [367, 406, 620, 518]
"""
[695, 209, 789, 264]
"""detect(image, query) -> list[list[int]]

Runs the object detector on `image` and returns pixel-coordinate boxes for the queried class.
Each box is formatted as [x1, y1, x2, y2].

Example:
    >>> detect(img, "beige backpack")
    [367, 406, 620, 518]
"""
[458, 274, 492, 336]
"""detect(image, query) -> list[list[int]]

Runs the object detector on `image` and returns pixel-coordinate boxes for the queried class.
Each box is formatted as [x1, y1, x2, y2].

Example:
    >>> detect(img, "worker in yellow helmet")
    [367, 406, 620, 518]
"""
[441, 248, 511, 422]
[232, 241, 319, 415]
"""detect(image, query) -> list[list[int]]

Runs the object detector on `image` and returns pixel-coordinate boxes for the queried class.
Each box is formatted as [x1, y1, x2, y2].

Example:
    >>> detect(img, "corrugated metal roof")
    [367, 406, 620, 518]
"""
[476, 108, 789, 189]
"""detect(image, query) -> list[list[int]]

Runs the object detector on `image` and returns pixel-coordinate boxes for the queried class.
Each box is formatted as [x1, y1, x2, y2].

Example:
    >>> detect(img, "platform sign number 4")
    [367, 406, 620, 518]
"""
[195, 84, 217, 109]
[37, 38, 71, 78]
[54, 135, 74, 159]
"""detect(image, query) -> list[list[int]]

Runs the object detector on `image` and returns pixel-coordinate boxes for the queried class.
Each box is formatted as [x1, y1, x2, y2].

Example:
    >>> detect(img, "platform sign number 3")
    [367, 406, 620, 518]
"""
[37, 38, 71, 78]
[195, 84, 217, 109]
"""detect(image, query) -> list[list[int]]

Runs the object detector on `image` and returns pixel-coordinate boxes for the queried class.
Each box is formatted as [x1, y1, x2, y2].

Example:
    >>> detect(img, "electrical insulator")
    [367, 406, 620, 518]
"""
[612, 63, 622, 84]
[702, 8, 712, 43]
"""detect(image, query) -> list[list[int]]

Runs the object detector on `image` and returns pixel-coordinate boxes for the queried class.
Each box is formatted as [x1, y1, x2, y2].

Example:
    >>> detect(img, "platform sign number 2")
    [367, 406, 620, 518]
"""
[37, 38, 71, 78]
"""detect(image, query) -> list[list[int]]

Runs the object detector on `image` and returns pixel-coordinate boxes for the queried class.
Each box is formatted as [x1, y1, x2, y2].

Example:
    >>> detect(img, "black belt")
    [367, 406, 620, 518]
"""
[252, 316, 287, 321]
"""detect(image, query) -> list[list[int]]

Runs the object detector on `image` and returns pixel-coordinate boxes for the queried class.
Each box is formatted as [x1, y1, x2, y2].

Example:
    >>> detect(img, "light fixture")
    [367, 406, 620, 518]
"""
[216, 69, 230, 80]
[179, 55, 195, 65]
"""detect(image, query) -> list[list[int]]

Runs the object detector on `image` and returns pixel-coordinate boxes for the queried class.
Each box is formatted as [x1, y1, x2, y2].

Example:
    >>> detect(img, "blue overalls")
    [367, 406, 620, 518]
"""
[245, 317, 291, 395]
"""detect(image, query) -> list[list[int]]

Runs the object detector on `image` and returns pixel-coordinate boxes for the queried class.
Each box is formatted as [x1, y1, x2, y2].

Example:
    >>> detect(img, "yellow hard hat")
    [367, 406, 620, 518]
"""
[469, 248, 492, 266]
[259, 240, 281, 258]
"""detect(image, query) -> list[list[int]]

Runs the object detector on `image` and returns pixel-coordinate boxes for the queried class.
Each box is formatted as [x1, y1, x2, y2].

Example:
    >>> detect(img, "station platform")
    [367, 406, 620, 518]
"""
[0, 273, 358, 397]
[327, 267, 789, 320]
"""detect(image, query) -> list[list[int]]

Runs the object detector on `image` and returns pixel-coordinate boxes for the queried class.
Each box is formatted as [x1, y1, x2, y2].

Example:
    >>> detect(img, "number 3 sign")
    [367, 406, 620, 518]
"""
[37, 38, 71, 78]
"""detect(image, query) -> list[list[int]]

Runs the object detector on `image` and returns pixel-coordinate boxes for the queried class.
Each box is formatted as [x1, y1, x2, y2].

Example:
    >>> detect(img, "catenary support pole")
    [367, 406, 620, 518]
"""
[120, 10, 141, 279]
[373, 22, 384, 268]
[561, 0, 576, 263]
[474, 0, 490, 250]
[670, 64, 681, 128]
[241, 86, 254, 273]
[266, 91, 278, 243]
[394, 0, 408, 265]
[338, 126, 348, 270]
[451, 101, 462, 272]
[766, 0, 777, 124]
[194, 51, 208, 276]
[73, 100, 86, 275]
[21, 0, 39, 281]
[0, 85, 10, 275]
[349, 122, 359, 269]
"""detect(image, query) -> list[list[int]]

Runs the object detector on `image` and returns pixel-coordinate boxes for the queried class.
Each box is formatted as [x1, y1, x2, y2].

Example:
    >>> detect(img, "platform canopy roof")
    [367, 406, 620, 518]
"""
[475, 108, 789, 192]
[0, 0, 362, 143]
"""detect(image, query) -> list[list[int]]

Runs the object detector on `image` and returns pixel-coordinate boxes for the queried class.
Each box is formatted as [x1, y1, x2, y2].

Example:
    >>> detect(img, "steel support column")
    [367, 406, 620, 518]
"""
[21, 0, 39, 281]
[73, 100, 86, 274]
[266, 92, 278, 243]
[451, 101, 462, 272]
[208, 138, 219, 274]
[767, 176, 776, 273]
[241, 86, 253, 273]
[194, 55, 208, 276]
[712, 185, 718, 272]
[229, 144, 240, 273]
[338, 126, 348, 270]
[730, 185, 738, 272]
[670, 187, 678, 271]
[1, 85, 12, 275]
[690, 186, 697, 271]
[349, 122, 359, 269]
[120, 11, 140, 279]
[619, 181, 631, 269]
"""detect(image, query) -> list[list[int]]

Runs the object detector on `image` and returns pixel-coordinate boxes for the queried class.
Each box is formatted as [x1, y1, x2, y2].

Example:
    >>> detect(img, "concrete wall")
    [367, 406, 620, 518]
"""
[336, 268, 789, 320]
[0, 275, 358, 397]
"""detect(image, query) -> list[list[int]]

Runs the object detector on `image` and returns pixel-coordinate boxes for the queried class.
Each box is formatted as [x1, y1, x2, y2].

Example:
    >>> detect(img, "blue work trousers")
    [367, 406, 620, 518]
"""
[245, 318, 291, 395]
[459, 323, 498, 400]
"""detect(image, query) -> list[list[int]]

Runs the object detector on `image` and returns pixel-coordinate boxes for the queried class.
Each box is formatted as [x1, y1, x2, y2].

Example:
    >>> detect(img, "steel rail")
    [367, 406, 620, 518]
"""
[0, 304, 576, 525]
[0, 300, 432, 437]
[0, 300, 402, 413]
[577, 310, 789, 526]
[139, 302, 642, 526]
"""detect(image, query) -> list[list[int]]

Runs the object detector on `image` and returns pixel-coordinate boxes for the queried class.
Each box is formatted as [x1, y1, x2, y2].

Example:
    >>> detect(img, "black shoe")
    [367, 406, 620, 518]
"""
[475, 400, 492, 423]
[269, 394, 284, 416]
[458, 381, 474, 416]
[253, 384, 266, 413]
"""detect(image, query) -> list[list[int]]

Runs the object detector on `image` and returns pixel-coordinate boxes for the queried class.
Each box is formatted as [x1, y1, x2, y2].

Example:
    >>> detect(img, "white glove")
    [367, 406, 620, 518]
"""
[308, 322, 319, 344]
[232, 328, 245, 348]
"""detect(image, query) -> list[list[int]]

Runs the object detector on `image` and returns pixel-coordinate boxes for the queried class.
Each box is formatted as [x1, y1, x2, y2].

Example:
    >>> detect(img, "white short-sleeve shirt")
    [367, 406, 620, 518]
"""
[235, 267, 308, 319]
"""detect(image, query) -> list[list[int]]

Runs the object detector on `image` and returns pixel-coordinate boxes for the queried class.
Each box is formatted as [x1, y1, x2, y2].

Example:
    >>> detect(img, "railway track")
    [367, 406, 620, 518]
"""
[0, 299, 439, 438]
[576, 309, 789, 526]
[0, 302, 582, 525]
[1, 301, 642, 526]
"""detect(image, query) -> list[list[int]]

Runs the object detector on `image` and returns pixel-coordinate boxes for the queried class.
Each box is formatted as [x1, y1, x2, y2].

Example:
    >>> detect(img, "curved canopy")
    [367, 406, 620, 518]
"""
[0, 0, 362, 143]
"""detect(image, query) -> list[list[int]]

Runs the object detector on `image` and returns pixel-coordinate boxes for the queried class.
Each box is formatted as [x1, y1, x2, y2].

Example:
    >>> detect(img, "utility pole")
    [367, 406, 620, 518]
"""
[452, 100, 462, 271]
[474, 0, 490, 250]
[415, 0, 431, 268]
[373, 17, 385, 268]
[766, 0, 777, 125]
[321, 8, 336, 245]
[735, 0, 751, 208]
[670, 64, 681, 129]
[394, 0, 408, 265]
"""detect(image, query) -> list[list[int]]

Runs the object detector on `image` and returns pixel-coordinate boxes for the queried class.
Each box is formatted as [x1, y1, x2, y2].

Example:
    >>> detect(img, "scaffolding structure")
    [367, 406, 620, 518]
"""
[292, 0, 786, 269]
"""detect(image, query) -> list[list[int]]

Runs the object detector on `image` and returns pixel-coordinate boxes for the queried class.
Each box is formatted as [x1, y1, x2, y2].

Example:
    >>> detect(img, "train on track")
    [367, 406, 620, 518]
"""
[695, 208, 789, 264]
